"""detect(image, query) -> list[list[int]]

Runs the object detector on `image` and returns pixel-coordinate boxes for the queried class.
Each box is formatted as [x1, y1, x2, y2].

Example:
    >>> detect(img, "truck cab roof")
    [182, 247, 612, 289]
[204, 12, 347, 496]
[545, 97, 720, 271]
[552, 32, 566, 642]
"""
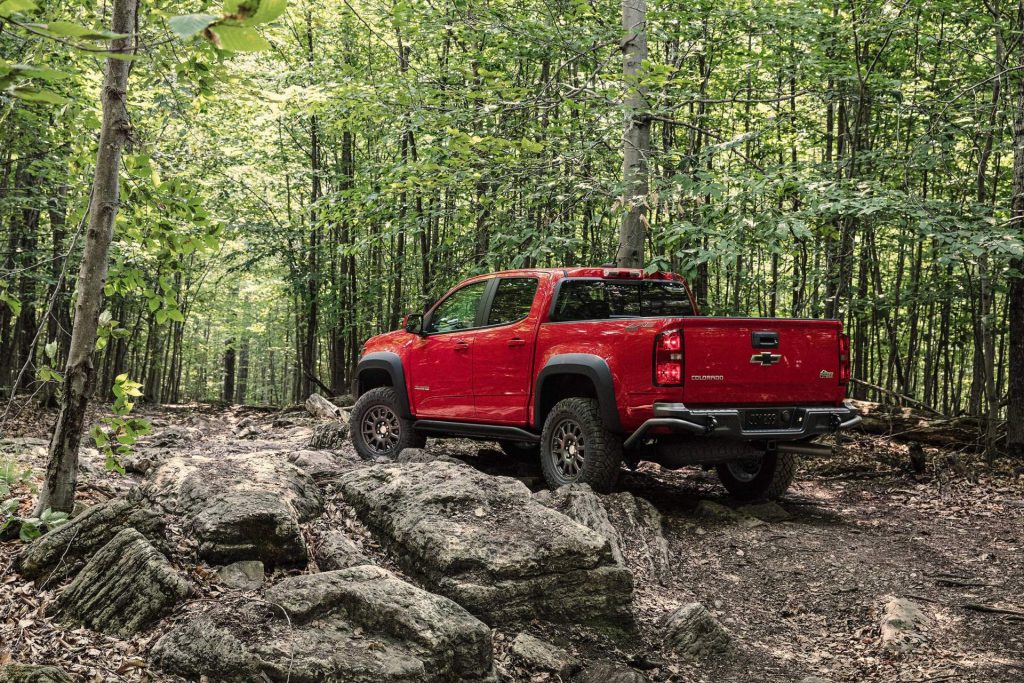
[482, 267, 687, 282]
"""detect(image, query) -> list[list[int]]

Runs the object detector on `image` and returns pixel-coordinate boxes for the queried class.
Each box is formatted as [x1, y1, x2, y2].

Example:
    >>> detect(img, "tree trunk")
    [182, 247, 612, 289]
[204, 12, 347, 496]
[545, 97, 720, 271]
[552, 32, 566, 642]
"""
[235, 336, 249, 405]
[1007, 0, 1024, 455]
[36, 0, 138, 515]
[616, 0, 649, 268]
[223, 338, 236, 404]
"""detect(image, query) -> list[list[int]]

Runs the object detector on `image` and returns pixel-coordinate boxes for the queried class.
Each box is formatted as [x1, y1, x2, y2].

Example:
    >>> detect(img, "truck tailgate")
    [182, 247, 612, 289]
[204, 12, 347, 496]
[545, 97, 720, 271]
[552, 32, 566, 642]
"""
[681, 318, 844, 406]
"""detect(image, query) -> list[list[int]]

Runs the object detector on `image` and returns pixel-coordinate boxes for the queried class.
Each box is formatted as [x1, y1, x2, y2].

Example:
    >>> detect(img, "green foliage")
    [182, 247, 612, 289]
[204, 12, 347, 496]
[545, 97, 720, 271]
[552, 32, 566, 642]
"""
[168, 0, 286, 52]
[0, 458, 67, 542]
[89, 374, 150, 474]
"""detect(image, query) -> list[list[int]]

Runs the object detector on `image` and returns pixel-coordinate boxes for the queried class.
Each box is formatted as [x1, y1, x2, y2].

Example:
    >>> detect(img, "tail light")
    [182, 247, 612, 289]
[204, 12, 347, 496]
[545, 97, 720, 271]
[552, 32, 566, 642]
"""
[838, 333, 850, 385]
[654, 329, 684, 386]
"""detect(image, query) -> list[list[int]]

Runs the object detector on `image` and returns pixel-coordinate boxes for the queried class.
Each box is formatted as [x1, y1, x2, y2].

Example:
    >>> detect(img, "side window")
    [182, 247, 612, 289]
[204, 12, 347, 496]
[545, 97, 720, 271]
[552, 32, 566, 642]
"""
[487, 278, 538, 326]
[425, 281, 488, 334]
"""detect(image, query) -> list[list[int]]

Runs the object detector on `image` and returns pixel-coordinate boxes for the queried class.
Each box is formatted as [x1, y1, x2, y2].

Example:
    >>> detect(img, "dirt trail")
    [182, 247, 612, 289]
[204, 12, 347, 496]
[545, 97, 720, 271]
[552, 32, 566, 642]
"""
[2, 404, 1023, 682]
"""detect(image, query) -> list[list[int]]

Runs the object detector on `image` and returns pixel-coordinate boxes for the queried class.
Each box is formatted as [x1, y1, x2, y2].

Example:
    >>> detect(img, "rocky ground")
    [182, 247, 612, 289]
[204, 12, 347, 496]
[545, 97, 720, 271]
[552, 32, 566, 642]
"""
[1, 401, 1023, 682]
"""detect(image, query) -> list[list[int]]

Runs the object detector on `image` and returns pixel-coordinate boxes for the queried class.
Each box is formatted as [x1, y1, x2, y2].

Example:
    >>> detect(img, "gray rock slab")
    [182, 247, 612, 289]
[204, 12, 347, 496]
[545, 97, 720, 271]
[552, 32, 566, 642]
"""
[144, 451, 322, 567]
[315, 530, 371, 570]
[217, 560, 264, 590]
[880, 597, 927, 653]
[510, 633, 579, 677]
[663, 602, 730, 660]
[0, 665, 73, 683]
[16, 495, 164, 583]
[337, 461, 633, 627]
[50, 528, 190, 636]
[152, 565, 496, 682]
[572, 660, 650, 683]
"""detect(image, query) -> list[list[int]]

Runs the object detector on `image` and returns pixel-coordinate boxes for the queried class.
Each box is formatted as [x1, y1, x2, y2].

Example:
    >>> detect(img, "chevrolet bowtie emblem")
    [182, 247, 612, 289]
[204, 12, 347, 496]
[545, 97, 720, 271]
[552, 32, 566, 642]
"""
[750, 352, 782, 366]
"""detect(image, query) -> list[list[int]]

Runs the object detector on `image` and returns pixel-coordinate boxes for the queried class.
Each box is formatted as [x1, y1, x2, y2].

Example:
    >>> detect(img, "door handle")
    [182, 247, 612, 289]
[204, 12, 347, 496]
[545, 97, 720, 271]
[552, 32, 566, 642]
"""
[453, 340, 470, 351]
[507, 338, 526, 347]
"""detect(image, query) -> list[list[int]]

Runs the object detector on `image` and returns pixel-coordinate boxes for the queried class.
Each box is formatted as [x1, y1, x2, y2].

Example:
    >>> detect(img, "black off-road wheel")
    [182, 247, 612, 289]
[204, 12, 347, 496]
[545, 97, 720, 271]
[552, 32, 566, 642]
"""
[498, 440, 540, 460]
[715, 450, 797, 501]
[540, 398, 622, 493]
[350, 387, 425, 460]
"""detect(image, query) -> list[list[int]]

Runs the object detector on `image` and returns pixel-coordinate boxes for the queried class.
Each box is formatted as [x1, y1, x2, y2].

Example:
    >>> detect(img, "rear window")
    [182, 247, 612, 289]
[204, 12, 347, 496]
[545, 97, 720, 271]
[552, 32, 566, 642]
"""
[551, 279, 694, 321]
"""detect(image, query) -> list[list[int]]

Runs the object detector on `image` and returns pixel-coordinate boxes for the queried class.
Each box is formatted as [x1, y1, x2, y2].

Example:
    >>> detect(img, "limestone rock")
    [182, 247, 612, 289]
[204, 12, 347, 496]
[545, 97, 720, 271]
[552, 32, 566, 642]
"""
[880, 597, 927, 652]
[141, 425, 204, 448]
[152, 619, 261, 681]
[572, 661, 650, 683]
[510, 633, 579, 677]
[218, 560, 265, 590]
[144, 451, 322, 567]
[534, 486, 671, 585]
[396, 447, 436, 463]
[153, 565, 496, 682]
[308, 421, 350, 450]
[289, 449, 353, 480]
[695, 500, 763, 528]
[337, 461, 633, 627]
[191, 490, 307, 567]
[50, 528, 190, 636]
[603, 492, 671, 584]
[738, 501, 791, 523]
[315, 530, 371, 570]
[0, 665, 73, 683]
[16, 496, 164, 583]
[663, 602, 730, 660]
[533, 484, 624, 563]
[306, 393, 344, 419]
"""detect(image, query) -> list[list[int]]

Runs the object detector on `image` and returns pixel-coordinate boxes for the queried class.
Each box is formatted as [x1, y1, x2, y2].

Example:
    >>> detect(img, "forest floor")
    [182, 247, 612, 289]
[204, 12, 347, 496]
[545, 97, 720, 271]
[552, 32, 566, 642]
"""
[1, 401, 1023, 682]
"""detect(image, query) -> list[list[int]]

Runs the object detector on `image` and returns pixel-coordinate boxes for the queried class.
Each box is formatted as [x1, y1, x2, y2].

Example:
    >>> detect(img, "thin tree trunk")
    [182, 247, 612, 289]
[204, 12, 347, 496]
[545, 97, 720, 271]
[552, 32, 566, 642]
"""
[223, 338, 236, 404]
[37, 0, 138, 515]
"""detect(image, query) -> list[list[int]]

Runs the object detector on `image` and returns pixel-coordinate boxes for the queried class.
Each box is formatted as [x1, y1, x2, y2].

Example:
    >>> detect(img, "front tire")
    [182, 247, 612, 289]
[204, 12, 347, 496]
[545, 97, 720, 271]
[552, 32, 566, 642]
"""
[540, 398, 622, 493]
[350, 387, 424, 460]
[715, 451, 797, 501]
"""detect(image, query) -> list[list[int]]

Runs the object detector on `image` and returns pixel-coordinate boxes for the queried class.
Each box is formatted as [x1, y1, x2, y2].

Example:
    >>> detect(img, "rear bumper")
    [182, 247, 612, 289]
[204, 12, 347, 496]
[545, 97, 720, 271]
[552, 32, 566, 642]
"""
[623, 401, 862, 450]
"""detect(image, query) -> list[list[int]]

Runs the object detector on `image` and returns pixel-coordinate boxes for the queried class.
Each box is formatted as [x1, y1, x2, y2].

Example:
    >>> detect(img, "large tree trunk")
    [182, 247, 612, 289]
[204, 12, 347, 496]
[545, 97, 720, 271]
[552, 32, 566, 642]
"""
[36, 0, 138, 515]
[616, 0, 649, 268]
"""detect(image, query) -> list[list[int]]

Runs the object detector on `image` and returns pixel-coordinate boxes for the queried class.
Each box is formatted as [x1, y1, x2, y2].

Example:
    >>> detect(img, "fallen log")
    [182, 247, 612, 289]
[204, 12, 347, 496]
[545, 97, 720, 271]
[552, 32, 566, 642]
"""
[848, 399, 1004, 451]
[305, 393, 343, 419]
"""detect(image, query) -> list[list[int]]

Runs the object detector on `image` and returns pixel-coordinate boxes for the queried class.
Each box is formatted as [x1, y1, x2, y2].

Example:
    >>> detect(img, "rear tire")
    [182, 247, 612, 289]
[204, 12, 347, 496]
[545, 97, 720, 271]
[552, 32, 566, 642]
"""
[715, 451, 797, 501]
[540, 398, 622, 493]
[498, 440, 540, 460]
[350, 387, 425, 460]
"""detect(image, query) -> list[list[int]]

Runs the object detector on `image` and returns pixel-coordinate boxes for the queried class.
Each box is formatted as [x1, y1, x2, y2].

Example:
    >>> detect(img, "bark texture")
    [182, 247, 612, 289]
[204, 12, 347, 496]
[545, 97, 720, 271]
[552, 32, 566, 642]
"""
[616, 0, 649, 268]
[37, 0, 138, 514]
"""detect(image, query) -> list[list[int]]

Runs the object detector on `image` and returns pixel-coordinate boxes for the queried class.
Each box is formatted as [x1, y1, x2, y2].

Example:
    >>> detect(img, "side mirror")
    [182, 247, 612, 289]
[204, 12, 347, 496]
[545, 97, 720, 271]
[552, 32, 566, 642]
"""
[403, 313, 424, 335]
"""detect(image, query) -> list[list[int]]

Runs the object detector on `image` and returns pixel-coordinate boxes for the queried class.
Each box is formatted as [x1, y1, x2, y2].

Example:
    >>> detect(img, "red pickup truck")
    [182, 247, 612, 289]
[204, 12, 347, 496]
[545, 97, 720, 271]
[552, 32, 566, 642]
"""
[351, 267, 860, 500]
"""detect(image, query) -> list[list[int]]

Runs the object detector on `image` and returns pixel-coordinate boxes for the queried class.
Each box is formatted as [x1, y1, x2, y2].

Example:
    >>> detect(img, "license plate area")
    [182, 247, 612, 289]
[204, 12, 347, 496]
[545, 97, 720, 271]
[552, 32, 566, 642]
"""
[742, 408, 803, 430]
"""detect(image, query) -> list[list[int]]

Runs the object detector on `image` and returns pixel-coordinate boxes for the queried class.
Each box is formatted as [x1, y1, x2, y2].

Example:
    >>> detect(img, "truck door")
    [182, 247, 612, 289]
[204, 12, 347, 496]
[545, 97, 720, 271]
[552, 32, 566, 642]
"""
[408, 280, 488, 419]
[471, 277, 540, 424]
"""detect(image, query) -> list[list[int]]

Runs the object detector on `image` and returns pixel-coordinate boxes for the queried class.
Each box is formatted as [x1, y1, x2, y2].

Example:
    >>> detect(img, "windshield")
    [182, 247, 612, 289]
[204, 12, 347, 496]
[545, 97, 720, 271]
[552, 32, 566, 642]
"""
[551, 279, 694, 321]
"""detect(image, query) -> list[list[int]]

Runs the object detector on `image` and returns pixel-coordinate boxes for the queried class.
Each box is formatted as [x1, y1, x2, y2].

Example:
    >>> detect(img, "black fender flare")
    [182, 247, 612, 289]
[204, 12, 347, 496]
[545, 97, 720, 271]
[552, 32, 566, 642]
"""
[534, 354, 622, 432]
[355, 352, 412, 418]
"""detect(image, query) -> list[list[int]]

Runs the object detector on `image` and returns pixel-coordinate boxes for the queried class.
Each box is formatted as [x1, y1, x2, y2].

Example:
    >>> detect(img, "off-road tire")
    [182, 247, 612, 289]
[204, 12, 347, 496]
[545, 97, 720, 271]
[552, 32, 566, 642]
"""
[540, 398, 622, 493]
[498, 440, 540, 460]
[350, 387, 424, 460]
[715, 451, 797, 501]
